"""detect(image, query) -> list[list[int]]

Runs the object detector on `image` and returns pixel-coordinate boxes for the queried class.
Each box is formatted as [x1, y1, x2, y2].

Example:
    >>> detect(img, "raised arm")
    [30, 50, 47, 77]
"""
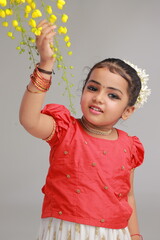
[19, 20, 56, 140]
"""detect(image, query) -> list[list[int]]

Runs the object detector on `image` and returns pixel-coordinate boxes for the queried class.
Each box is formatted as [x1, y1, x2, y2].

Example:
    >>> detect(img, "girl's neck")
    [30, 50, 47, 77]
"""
[80, 116, 118, 140]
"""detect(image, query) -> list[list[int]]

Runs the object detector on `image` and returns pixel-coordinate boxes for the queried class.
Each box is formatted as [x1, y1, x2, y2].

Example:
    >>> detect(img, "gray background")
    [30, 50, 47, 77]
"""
[0, 0, 159, 239]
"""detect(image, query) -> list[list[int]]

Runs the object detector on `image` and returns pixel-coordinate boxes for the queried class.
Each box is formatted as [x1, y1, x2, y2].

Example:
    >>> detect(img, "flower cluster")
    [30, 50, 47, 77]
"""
[0, 0, 75, 113]
[125, 60, 151, 108]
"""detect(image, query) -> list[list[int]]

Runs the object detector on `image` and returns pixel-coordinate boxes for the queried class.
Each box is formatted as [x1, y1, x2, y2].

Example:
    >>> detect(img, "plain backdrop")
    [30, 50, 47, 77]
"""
[0, 1, 159, 240]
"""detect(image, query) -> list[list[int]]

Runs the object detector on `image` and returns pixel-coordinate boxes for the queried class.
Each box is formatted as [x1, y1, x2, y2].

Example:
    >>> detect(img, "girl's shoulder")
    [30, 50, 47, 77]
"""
[42, 103, 70, 117]
[42, 103, 75, 125]
[117, 129, 143, 144]
[117, 129, 144, 168]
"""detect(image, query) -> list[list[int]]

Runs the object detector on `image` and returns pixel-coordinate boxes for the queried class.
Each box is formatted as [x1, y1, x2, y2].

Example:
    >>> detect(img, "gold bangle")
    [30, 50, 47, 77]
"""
[30, 74, 51, 92]
[31, 78, 49, 92]
[35, 67, 52, 81]
[43, 125, 56, 141]
[26, 85, 44, 94]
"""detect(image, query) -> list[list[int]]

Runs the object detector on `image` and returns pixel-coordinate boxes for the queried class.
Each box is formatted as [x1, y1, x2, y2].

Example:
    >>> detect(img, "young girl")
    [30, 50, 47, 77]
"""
[19, 20, 149, 240]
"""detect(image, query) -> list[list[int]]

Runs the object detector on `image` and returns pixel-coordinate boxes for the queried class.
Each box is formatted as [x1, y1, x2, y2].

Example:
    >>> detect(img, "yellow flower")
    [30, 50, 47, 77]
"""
[7, 31, 13, 37]
[0, 0, 7, 7]
[58, 26, 63, 34]
[58, 64, 62, 69]
[5, 9, 13, 16]
[53, 53, 57, 58]
[57, 3, 63, 9]
[24, 13, 29, 18]
[28, 18, 36, 27]
[20, 41, 25, 45]
[57, 0, 66, 9]
[58, 26, 67, 34]
[50, 43, 53, 49]
[15, 0, 25, 4]
[15, 26, 22, 31]
[16, 46, 21, 50]
[66, 42, 71, 47]
[11, 0, 25, 4]
[30, 2, 36, 9]
[26, 0, 32, 3]
[54, 47, 58, 52]
[57, 3, 63, 10]
[12, 20, 19, 27]
[64, 35, 70, 42]
[57, 0, 66, 6]
[62, 27, 67, 34]
[68, 51, 72, 55]
[61, 14, 68, 23]
[30, 38, 35, 43]
[25, 5, 32, 13]
[32, 26, 42, 36]
[2, 21, 8, 27]
[49, 14, 57, 23]
[32, 9, 42, 18]
[46, 5, 52, 14]
[0, 9, 6, 18]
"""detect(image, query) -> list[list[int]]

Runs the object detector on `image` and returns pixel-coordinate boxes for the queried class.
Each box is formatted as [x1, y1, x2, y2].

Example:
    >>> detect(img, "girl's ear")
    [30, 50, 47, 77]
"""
[122, 106, 135, 120]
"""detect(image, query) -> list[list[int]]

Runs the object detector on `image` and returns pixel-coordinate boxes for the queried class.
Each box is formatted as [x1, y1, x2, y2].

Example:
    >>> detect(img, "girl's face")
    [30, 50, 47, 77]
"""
[81, 67, 134, 129]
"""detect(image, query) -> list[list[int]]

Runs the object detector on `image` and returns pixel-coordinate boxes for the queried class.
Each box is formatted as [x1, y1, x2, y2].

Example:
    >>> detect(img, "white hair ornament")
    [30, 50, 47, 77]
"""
[124, 60, 151, 109]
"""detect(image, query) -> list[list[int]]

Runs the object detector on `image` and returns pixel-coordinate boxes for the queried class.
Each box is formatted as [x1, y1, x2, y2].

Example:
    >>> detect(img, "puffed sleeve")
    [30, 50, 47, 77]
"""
[130, 136, 144, 169]
[41, 104, 71, 146]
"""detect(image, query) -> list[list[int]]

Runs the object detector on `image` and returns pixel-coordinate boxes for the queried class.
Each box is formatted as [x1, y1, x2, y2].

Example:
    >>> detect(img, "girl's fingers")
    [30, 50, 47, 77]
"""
[37, 19, 48, 28]
[45, 31, 56, 42]
[41, 25, 56, 36]
[40, 32, 56, 50]
[36, 24, 56, 45]
[35, 20, 57, 59]
[37, 20, 56, 33]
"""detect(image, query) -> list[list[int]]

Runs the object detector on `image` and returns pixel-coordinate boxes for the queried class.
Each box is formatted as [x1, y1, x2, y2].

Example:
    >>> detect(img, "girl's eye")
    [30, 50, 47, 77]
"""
[87, 85, 98, 91]
[108, 93, 120, 100]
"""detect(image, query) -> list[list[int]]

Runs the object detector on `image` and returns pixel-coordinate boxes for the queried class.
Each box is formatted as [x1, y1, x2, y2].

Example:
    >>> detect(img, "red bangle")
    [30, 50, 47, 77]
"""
[131, 234, 143, 240]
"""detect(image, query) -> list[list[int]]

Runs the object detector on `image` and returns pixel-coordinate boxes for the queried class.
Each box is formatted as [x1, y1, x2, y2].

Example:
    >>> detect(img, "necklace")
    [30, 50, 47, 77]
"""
[80, 117, 113, 136]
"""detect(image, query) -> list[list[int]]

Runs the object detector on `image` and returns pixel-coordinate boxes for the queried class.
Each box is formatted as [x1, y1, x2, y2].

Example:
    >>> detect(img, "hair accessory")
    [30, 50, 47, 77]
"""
[124, 60, 151, 108]
[131, 233, 143, 239]
[81, 116, 113, 136]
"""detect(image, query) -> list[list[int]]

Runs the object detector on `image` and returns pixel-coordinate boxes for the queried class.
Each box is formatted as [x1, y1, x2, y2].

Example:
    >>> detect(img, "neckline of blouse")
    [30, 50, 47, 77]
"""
[77, 118, 122, 142]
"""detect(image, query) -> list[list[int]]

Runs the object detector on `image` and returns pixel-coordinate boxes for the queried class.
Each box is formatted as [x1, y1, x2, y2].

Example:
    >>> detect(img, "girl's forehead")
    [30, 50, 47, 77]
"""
[88, 68, 129, 93]
[89, 68, 127, 83]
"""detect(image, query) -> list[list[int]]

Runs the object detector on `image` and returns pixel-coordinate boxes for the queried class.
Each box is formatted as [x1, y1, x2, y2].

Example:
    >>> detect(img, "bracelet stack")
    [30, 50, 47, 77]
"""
[131, 234, 143, 240]
[28, 64, 53, 93]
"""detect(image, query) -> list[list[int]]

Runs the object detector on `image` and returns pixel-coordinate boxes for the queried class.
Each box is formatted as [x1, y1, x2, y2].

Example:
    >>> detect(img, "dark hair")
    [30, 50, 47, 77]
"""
[82, 58, 141, 106]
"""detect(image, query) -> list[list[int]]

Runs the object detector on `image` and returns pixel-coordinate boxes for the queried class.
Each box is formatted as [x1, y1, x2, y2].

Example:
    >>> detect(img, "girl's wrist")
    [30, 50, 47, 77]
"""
[131, 237, 141, 240]
[39, 59, 55, 72]
[131, 233, 143, 240]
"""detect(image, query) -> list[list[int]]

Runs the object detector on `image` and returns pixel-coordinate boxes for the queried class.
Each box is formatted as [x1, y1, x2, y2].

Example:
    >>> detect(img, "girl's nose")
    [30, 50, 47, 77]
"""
[93, 92, 105, 104]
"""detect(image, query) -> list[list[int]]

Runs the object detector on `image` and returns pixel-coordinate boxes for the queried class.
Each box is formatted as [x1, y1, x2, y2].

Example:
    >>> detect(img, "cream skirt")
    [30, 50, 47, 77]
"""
[36, 217, 131, 240]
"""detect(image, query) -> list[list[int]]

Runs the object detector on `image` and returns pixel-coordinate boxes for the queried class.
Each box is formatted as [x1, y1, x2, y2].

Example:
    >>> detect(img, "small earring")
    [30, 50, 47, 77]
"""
[122, 113, 128, 120]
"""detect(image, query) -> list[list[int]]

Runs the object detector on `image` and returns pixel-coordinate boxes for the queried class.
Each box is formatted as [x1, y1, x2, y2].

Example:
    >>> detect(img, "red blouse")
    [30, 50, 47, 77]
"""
[41, 104, 144, 229]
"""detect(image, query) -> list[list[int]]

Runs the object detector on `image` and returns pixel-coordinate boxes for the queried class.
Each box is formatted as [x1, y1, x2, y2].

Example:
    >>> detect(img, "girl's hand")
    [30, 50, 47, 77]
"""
[36, 20, 57, 69]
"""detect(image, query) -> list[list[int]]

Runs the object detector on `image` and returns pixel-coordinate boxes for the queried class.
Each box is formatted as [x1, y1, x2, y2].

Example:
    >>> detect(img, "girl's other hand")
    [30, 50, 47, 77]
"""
[36, 20, 57, 68]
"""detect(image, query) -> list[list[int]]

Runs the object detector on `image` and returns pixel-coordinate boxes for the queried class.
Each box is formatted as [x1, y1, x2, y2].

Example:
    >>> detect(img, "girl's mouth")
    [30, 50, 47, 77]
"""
[89, 106, 103, 113]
